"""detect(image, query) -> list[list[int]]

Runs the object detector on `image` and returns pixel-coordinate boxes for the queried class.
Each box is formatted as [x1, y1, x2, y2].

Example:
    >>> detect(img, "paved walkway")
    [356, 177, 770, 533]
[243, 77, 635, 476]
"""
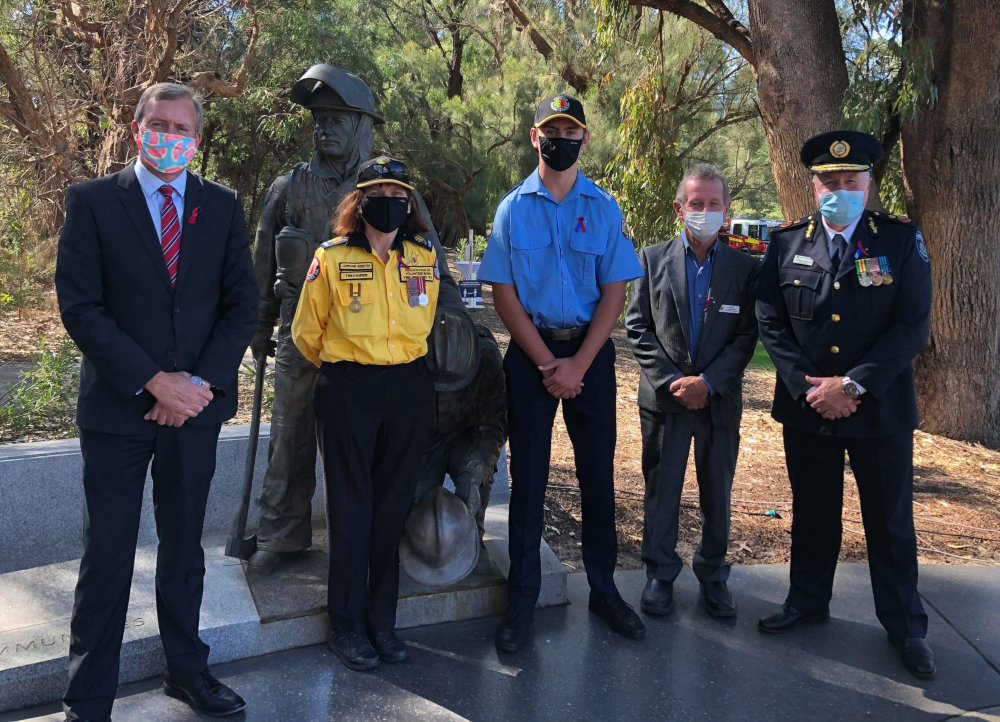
[6, 564, 999, 722]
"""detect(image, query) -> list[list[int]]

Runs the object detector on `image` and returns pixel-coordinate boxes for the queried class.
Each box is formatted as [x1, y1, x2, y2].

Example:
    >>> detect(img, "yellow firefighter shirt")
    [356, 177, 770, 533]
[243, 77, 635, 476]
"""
[292, 233, 440, 366]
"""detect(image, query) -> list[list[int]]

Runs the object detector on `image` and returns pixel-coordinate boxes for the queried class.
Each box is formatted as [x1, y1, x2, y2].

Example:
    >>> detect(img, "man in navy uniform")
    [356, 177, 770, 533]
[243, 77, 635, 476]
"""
[755, 130, 935, 679]
[479, 94, 644, 652]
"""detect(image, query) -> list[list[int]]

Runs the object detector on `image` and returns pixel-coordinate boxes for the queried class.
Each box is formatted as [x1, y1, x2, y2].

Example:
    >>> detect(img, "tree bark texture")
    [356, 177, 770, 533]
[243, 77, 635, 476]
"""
[902, 0, 1000, 445]
[746, 0, 848, 219]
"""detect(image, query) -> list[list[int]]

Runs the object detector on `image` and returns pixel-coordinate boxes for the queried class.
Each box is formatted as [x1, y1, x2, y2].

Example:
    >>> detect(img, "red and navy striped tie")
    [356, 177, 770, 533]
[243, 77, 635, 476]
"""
[158, 185, 181, 286]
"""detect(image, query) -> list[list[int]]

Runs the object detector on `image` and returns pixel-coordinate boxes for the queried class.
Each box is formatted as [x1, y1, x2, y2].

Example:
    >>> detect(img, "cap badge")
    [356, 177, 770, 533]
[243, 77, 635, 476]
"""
[830, 140, 850, 158]
[551, 96, 569, 112]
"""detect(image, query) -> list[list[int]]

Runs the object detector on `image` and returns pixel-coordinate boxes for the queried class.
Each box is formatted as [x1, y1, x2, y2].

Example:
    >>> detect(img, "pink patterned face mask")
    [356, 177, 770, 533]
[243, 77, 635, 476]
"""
[138, 130, 198, 174]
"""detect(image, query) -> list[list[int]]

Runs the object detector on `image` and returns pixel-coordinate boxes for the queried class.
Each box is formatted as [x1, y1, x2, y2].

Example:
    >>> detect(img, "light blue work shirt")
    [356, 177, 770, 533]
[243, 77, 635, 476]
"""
[479, 169, 642, 329]
[134, 158, 188, 235]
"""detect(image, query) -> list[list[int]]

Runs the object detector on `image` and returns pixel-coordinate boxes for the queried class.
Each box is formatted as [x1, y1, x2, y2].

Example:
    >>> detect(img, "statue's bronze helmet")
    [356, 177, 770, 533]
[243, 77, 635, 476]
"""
[399, 487, 480, 587]
[425, 306, 478, 392]
[290, 64, 384, 124]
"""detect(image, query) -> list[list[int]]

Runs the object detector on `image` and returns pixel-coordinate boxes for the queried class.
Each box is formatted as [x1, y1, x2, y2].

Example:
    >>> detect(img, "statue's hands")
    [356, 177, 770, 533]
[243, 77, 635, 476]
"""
[251, 325, 276, 359]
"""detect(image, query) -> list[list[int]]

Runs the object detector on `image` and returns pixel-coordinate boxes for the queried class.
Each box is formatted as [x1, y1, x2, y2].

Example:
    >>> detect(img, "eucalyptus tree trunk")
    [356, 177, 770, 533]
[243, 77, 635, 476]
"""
[902, 0, 1000, 445]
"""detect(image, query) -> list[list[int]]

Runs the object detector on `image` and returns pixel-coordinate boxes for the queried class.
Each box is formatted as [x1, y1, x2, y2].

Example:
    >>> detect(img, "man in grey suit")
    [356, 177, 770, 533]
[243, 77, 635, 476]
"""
[624, 164, 759, 618]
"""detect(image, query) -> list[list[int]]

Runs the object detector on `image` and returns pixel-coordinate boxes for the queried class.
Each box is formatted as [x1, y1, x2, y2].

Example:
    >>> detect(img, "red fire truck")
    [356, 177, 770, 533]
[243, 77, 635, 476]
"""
[725, 218, 780, 257]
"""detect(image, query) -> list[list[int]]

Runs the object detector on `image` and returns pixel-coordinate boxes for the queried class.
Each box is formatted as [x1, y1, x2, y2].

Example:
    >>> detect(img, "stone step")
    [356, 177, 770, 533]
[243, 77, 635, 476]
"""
[0, 505, 565, 713]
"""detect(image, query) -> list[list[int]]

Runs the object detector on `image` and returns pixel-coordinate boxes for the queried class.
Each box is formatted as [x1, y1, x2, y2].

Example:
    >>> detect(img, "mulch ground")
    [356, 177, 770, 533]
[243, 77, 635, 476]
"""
[4, 273, 1000, 572]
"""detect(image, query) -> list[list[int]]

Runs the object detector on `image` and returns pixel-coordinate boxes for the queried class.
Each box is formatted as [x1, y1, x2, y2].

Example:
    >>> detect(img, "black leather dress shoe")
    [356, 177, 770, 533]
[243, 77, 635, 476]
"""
[757, 603, 830, 633]
[640, 579, 674, 616]
[370, 630, 409, 663]
[163, 669, 246, 716]
[327, 628, 380, 671]
[495, 609, 533, 653]
[892, 636, 936, 679]
[700, 581, 737, 618]
[589, 591, 646, 639]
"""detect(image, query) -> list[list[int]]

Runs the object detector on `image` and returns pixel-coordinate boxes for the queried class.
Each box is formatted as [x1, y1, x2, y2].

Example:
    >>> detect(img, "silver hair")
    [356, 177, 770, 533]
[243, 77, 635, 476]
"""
[134, 83, 204, 134]
[675, 163, 731, 206]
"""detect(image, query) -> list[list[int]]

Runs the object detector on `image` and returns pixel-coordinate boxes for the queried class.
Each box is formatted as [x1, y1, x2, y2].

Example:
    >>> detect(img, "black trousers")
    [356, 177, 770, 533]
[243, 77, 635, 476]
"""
[505, 337, 619, 612]
[64, 424, 220, 720]
[639, 406, 738, 583]
[783, 426, 928, 640]
[315, 360, 431, 634]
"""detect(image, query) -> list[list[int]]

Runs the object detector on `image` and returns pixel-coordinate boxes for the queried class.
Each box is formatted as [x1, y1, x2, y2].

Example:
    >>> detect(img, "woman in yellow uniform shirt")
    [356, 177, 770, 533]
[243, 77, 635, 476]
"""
[292, 156, 439, 671]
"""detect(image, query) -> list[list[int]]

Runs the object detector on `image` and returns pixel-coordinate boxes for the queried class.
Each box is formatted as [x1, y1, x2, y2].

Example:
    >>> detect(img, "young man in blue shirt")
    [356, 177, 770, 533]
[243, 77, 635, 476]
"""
[479, 94, 644, 652]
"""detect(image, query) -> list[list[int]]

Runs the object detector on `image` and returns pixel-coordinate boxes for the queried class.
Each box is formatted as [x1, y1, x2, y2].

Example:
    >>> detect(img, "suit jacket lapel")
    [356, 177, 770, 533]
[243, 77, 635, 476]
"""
[117, 162, 174, 292]
[175, 171, 205, 296]
[665, 237, 693, 359]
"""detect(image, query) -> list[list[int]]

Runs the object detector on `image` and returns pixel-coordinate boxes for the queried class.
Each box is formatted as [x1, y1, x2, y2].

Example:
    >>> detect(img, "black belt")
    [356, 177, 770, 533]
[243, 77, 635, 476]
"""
[537, 325, 589, 341]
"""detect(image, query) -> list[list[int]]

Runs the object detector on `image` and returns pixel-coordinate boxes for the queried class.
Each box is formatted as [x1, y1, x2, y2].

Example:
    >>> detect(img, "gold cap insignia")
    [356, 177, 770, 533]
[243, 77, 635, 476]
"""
[830, 140, 850, 159]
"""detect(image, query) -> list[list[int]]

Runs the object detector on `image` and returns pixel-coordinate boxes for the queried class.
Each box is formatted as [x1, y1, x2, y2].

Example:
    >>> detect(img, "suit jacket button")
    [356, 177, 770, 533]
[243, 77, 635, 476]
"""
[831, 345, 840, 353]
[831, 314, 841, 322]
[834, 281, 841, 290]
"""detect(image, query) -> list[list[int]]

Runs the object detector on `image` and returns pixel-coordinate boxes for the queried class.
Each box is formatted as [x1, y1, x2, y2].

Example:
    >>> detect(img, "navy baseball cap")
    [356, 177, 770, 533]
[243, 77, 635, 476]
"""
[534, 94, 586, 129]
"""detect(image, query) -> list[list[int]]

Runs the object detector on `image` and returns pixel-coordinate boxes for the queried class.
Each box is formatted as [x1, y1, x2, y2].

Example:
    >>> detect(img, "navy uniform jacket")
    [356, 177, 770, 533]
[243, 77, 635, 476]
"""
[56, 162, 259, 433]
[755, 210, 931, 437]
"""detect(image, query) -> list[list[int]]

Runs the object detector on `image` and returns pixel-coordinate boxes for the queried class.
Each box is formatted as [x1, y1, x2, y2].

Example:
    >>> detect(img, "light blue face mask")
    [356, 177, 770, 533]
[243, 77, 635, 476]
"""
[818, 189, 865, 227]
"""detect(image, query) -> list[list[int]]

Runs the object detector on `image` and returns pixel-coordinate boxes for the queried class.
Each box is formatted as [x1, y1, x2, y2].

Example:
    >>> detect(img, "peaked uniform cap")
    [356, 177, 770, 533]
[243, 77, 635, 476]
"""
[801, 130, 882, 173]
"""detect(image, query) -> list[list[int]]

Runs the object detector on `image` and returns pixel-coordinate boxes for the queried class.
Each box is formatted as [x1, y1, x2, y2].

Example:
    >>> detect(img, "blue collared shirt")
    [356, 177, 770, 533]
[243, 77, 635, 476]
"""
[684, 234, 717, 356]
[134, 158, 187, 235]
[479, 169, 642, 328]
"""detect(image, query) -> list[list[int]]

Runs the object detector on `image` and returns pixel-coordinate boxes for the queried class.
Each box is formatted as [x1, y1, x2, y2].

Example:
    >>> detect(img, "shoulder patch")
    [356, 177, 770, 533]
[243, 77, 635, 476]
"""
[410, 234, 433, 250]
[915, 230, 929, 263]
[321, 236, 348, 249]
[305, 256, 321, 282]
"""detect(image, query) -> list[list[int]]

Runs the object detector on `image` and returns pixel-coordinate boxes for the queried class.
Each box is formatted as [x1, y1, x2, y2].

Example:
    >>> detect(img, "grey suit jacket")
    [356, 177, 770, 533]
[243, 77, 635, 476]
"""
[624, 235, 760, 424]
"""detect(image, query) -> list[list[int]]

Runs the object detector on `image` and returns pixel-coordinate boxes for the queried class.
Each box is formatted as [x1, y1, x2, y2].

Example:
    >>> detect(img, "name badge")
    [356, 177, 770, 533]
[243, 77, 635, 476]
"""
[399, 266, 436, 282]
[339, 262, 374, 281]
[793, 255, 814, 266]
[720, 304, 740, 314]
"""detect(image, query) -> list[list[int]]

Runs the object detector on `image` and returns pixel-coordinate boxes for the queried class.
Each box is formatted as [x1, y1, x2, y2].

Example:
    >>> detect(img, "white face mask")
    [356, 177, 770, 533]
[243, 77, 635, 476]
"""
[684, 211, 725, 242]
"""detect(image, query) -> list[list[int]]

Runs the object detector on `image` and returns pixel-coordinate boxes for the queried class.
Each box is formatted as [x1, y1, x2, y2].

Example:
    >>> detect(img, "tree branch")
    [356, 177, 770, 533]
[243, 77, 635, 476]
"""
[502, 0, 590, 93]
[628, 0, 754, 66]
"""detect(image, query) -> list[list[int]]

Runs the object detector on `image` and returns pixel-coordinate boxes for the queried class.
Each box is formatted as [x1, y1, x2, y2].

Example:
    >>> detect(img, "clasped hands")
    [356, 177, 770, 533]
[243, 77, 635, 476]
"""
[805, 374, 858, 420]
[143, 371, 214, 427]
[669, 375, 710, 410]
[538, 356, 586, 399]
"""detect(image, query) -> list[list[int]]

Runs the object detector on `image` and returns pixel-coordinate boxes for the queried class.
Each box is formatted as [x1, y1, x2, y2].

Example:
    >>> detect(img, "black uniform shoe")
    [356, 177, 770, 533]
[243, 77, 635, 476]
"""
[589, 591, 646, 639]
[495, 609, 533, 653]
[640, 579, 674, 616]
[327, 629, 380, 671]
[757, 603, 830, 633]
[891, 636, 936, 679]
[700, 581, 737, 618]
[246, 549, 290, 573]
[370, 631, 409, 663]
[163, 669, 246, 717]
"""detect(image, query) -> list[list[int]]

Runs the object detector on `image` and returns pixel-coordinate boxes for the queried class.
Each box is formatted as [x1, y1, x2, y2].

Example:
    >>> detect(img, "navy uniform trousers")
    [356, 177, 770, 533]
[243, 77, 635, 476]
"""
[784, 425, 928, 640]
[505, 336, 619, 612]
[315, 359, 432, 634]
[65, 424, 220, 719]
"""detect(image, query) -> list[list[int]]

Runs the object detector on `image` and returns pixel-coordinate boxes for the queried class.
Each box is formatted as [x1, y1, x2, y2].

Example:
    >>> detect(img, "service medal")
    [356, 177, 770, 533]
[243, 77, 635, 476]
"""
[878, 256, 894, 285]
[406, 277, 420, 307]
[349, 283, 363, 312]
[350, 298, 362, 313]
[418, 293, 429, 307]
[869, 257, 883, 286]
[871, 273, 883, 286]
[882, 272, 894, 285]
[859, 273, 873, 287]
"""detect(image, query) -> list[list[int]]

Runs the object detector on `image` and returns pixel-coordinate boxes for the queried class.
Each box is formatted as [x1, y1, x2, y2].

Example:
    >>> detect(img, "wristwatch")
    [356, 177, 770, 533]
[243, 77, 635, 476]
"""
[841, 377, 861, 400]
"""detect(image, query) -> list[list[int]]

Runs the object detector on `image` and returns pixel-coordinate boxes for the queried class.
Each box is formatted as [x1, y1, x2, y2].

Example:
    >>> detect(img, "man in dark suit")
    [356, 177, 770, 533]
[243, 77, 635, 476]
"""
[755, 130, 935, 679]
[55, 82, 258, 720]
[624, 163, 759, 619]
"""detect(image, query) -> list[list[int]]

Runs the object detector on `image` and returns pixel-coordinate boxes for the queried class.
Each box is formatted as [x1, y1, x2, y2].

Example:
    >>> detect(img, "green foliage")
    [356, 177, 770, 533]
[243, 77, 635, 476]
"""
[0, 182, 53, 311]
[0, 336, 81, 437]
[748, 340, 775, 372]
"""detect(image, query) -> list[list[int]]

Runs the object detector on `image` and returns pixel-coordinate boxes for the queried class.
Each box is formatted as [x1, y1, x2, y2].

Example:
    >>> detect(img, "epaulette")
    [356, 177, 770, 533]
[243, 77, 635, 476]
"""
[409, 234, 433, 251]
[870, 211, 913, 225]
[320, 237, 348, 249]
[778, 216, 811, 230]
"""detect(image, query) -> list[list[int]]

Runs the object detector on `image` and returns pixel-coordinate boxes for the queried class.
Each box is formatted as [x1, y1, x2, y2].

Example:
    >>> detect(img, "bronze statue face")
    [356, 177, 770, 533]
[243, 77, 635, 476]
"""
[311, 109, 362, 160]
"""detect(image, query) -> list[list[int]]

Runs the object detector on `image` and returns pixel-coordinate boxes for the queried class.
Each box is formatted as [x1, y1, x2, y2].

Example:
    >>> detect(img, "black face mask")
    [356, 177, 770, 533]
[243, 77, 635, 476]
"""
[538, 136, 582, 171]
[360, 195, 409, 233]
